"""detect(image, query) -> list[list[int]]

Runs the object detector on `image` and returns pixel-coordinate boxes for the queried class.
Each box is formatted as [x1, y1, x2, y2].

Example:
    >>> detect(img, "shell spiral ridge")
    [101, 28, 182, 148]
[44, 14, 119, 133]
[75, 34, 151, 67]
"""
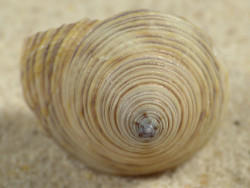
[21, 10, 228, 175]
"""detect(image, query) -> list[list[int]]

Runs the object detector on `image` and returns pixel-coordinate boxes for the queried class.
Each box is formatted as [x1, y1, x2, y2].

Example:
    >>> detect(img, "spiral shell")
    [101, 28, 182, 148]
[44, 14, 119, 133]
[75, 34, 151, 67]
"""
[21, 10, 228, 175]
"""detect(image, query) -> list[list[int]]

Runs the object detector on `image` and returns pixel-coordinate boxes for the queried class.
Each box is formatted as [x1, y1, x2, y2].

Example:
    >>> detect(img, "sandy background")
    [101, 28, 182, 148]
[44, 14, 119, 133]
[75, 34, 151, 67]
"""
[0, 0, 249, 187]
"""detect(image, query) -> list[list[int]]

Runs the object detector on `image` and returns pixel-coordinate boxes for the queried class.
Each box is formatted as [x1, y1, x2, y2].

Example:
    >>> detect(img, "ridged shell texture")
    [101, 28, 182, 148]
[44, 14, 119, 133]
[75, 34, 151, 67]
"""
[21, 10, 228, 175]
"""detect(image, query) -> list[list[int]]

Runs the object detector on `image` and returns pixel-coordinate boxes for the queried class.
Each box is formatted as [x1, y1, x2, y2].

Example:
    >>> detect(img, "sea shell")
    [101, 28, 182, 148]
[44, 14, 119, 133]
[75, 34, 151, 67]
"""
[20, 10, 228, 175]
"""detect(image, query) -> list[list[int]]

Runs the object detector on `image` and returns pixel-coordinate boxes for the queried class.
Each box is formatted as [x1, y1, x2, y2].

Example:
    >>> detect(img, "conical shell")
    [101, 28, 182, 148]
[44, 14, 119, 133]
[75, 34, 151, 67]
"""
[21, 10, 228, 175]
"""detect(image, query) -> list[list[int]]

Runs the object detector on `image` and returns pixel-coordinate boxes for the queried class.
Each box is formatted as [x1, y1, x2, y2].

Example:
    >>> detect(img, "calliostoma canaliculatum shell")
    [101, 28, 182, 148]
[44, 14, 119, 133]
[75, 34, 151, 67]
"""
[21, 9, 228, 175]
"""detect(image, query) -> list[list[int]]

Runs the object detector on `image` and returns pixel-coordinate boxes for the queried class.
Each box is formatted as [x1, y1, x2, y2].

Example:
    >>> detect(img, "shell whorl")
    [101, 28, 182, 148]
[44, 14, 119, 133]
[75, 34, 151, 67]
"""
[21, 10, 228, 175]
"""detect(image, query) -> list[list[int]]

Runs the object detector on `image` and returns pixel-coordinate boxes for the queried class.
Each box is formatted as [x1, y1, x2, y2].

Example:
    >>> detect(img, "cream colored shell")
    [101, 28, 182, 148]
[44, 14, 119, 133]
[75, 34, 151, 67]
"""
[21, 10, 228, 175]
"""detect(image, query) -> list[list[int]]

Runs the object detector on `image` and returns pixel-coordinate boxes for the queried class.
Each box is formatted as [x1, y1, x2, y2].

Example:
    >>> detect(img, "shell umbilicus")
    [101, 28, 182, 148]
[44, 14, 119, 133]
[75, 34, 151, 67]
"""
[21, 10, 228, 175]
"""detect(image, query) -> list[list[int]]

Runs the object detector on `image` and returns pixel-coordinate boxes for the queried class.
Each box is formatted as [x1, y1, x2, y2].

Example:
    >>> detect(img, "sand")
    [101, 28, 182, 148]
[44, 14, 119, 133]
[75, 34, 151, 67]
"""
[0, 0, 249, 187]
